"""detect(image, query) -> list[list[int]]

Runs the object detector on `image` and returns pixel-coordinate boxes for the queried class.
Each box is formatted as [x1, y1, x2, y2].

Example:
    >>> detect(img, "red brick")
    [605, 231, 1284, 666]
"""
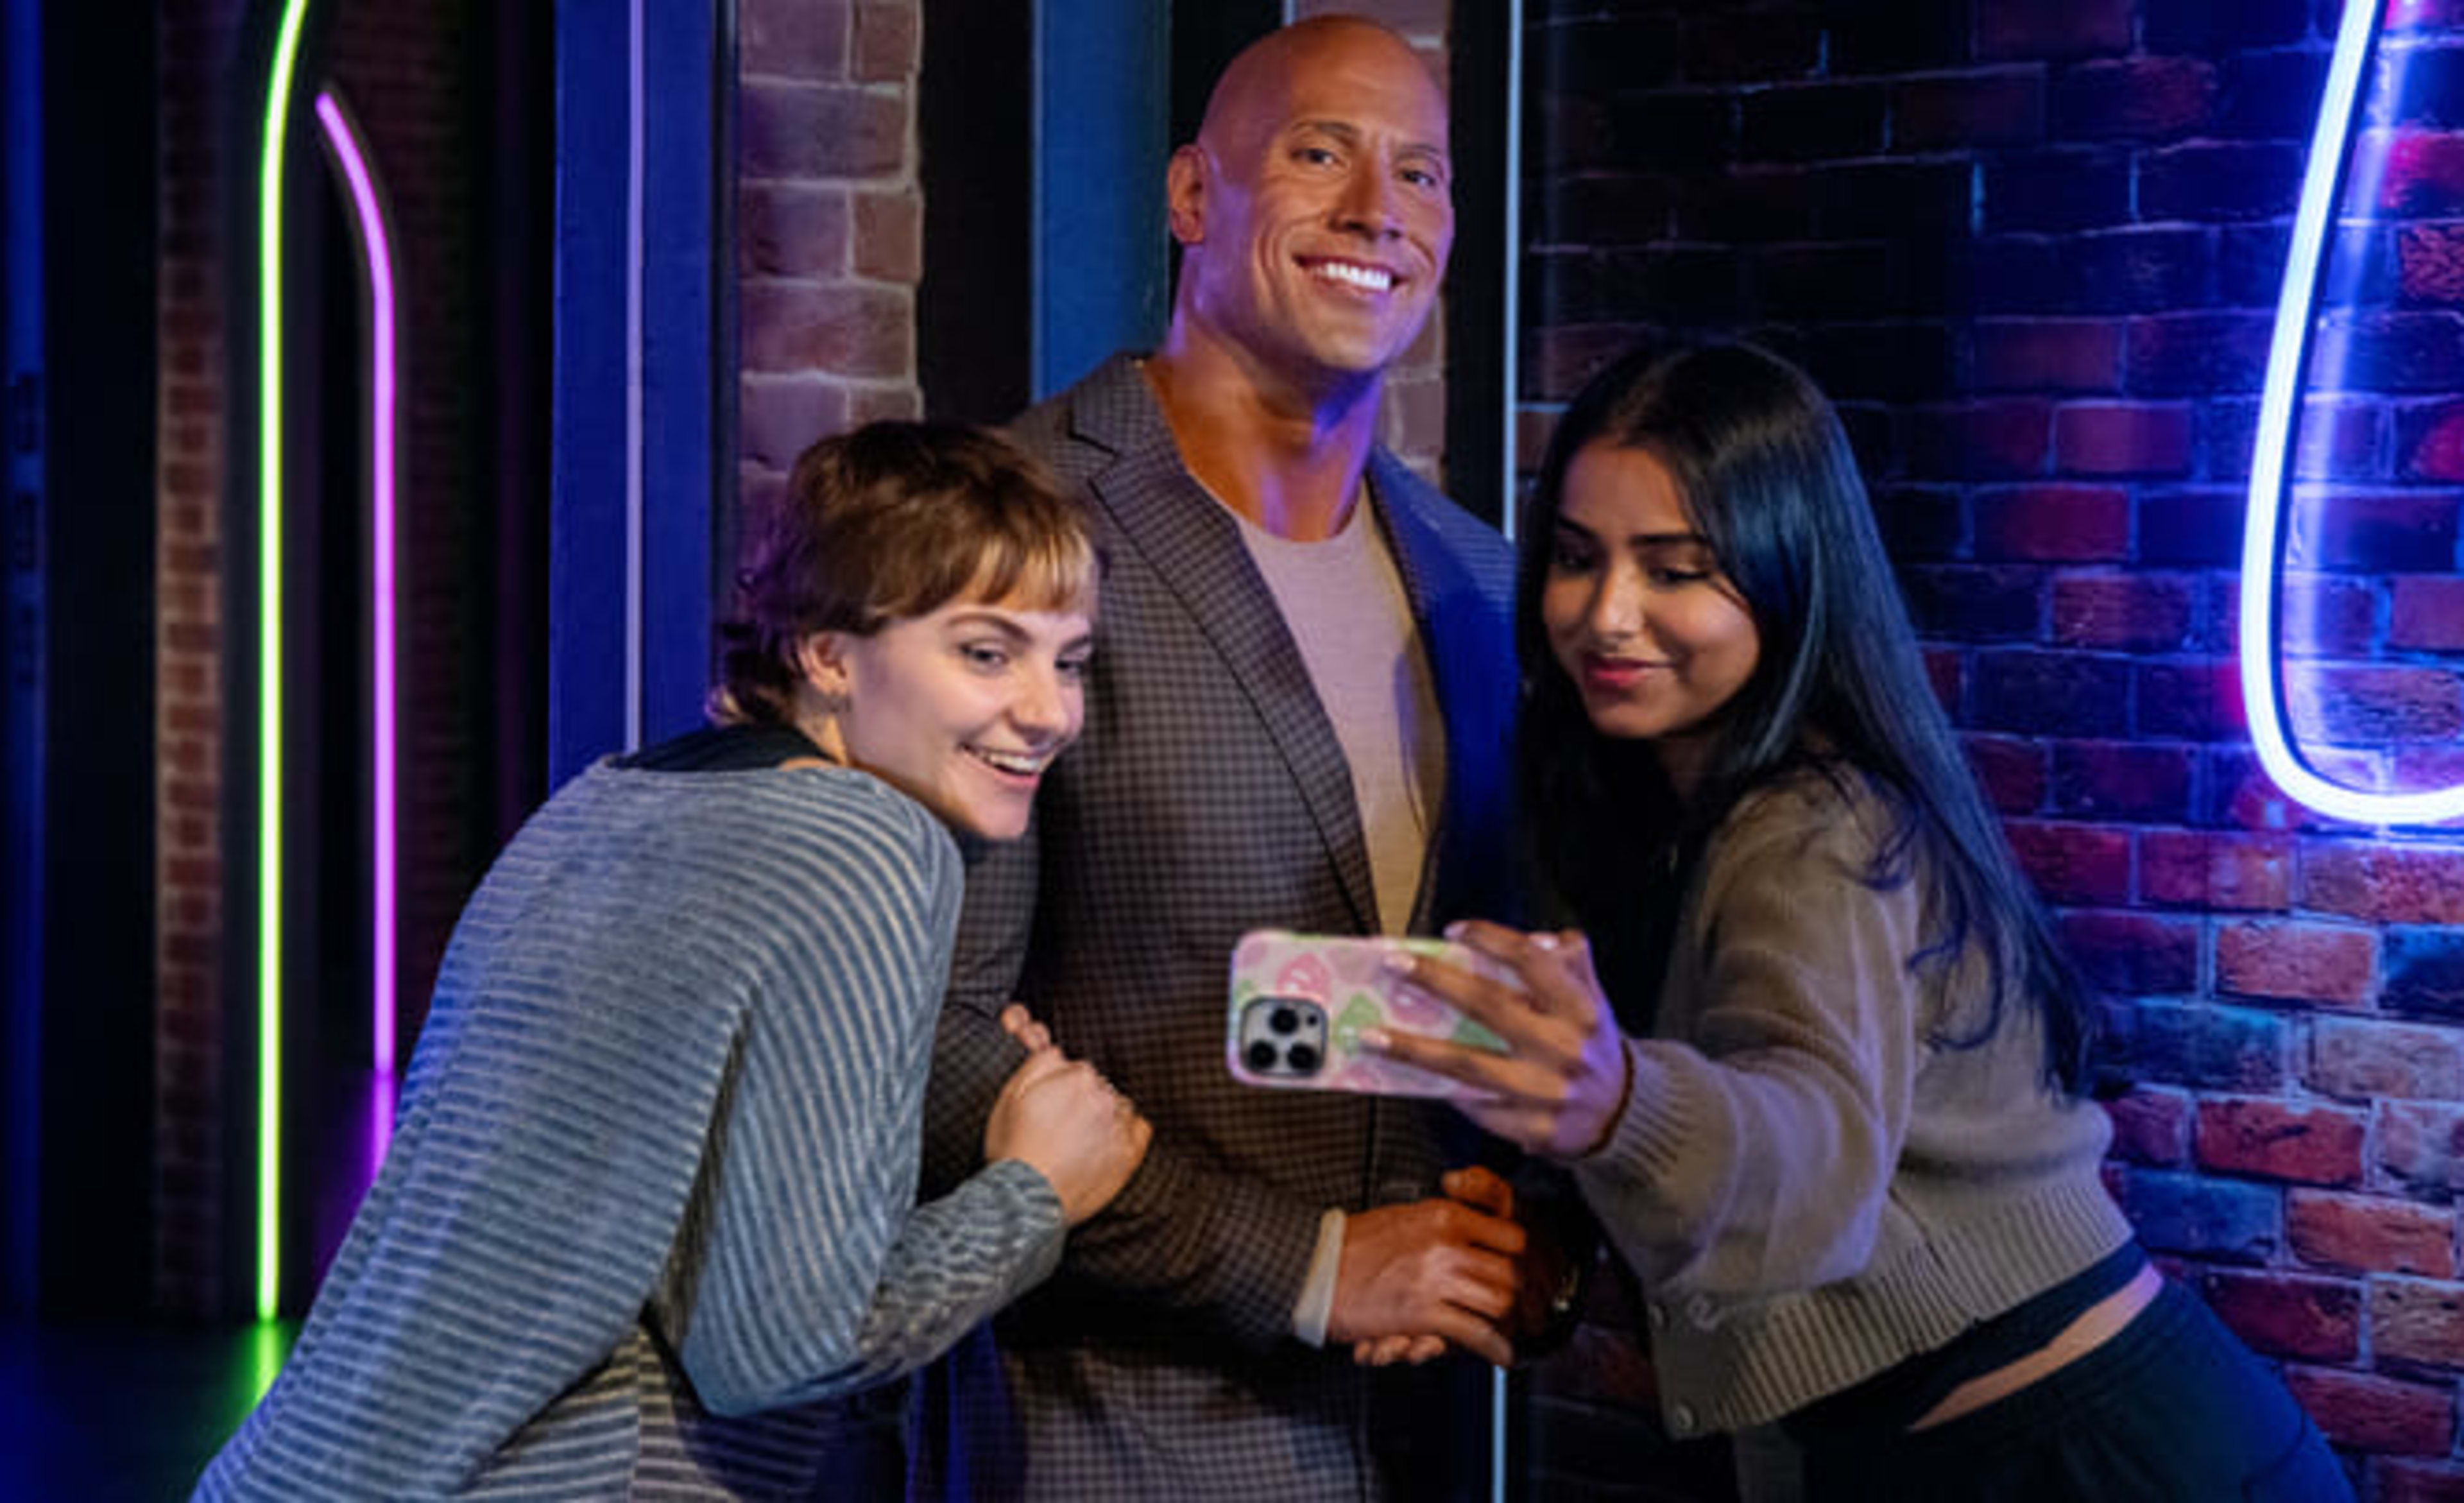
[2049, 742, 2193, 823]
[1969, 485, 2129, 562]
[2053, 402, 2194, 477]
[740, 0, 850, 80]
[1965, 734, 2046, 812]
[737, 184, 849, 279]
[2287, 666, 2464, 746]
[2403, 402, 2464, 483]
[2195, 1268, 2360, 1361]
[2103, 1087, 2192, 1165]
[2214, 920, 2376, 1008]
[2393, 578, 2464, 653]
[853, 189, 921, 283]
[740, 80, 905, 180]
[852, 1, 920, 83]
[738, 375, 853, 470]
[1903, 400, 2052, 480]
[2312, 1017, 2464, 1102]
[2375, 1276, 2464, 1373]
[2381, 1101, 2464, 1198]
[740, 281, 911, 377]
[1972, 320, 2121, 393]
[2384, 1459, 2464, 1503]
[2379, 128, 2464, 216]
[2282, 1365, 2454, 1454]
[2288, 1190, 2456, 1278]
[2062, 912, 2200, 995]
[2301, 843, 2464, 926]
[2398, 223, 2464, 304]
[2140, 831, 2291, 911]
[2195, 1096, 2367, 1185]
[2054, 57, 2216, 141]
[2280, 575, 2379, 657]
[2005, 821, 2131, 904]
[848, 384, 923, 424]
[2049, 574, 2194, 651]
[1976, 0, 2130, 60]
[1890, 72, 2042, 151]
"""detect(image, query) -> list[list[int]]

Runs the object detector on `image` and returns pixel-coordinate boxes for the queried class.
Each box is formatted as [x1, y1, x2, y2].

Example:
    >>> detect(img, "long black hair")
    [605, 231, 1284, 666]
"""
[1517, 341, 2095, 1093]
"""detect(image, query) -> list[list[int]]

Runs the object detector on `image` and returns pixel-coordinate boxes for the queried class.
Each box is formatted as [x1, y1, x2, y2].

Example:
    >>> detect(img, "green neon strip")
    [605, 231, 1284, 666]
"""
[256, 0, 313, 1323]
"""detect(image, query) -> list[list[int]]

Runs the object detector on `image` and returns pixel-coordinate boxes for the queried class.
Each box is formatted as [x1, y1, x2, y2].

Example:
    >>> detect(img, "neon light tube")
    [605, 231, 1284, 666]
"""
[313, 91, 400, 1086]
[255, 0, 314, 1320]
[2239, 0, 2464, 825]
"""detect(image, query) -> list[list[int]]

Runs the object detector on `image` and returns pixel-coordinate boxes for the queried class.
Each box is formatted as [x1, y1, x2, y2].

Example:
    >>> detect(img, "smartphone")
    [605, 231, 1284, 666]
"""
[1226, 929, 1511, 1099]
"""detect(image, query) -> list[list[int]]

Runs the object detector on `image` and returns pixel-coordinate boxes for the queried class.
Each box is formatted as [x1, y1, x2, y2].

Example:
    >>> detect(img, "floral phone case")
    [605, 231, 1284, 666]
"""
[1226, 929, 1510, 1099]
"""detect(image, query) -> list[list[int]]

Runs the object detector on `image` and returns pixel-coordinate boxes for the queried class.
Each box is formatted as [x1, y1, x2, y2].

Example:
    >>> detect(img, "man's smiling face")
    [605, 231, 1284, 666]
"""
[1170, 22, 1455, 393]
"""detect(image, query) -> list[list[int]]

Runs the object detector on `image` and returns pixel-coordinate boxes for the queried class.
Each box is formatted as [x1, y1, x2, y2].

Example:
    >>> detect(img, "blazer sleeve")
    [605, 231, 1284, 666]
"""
[921, 821, 1324, 1352]
[1571, 803, 1921, 1299]
[663, 814, 1068, 1416]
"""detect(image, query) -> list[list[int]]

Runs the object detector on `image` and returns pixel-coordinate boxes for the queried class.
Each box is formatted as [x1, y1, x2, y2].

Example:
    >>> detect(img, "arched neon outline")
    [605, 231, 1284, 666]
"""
[254, 0, 314, 1324]
[2241, 0, 2464, 825]
[312, 90, 400, 1093]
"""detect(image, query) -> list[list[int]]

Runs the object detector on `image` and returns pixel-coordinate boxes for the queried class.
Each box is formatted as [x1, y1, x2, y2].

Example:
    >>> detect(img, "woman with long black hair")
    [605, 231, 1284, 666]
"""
[1369, 344, 2346, 1501]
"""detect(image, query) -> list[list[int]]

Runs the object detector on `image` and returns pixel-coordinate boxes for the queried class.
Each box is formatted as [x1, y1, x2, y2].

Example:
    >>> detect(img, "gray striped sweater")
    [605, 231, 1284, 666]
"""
[194, 759, 1066, 1499]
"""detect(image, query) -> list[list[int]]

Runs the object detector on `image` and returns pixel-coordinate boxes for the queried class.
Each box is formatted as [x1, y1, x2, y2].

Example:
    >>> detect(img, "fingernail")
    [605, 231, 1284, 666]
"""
[1360, 1027, 1392, 1053]
[1530, 932, 1559, 952]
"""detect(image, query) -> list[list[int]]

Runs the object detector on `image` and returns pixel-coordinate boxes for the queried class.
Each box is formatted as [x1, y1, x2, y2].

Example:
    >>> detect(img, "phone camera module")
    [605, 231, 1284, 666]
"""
[1237, 995, 1328, 1080]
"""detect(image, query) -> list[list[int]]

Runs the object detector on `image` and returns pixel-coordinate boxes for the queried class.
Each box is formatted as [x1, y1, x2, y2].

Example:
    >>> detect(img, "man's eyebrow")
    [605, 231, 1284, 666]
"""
[1290, 119, 1451, 160]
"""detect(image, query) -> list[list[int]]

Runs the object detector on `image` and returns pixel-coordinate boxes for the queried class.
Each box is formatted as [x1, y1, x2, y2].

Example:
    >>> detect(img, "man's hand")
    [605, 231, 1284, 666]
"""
[1326, 1165, 1525, 1367]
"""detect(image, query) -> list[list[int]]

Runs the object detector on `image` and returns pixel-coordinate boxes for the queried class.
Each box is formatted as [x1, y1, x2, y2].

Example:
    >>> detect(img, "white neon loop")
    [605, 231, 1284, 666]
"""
[2239, 0, 2464, 825]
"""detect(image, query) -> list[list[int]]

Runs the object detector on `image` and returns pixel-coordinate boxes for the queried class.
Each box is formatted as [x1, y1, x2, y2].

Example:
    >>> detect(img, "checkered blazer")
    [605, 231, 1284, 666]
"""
[912, 355, 1522, 1501]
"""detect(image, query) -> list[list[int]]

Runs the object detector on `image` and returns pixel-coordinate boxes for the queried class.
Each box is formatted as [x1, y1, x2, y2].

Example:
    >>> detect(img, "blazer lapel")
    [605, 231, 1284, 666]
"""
[1068, 360, 1378, 933]
[1366, 449, 1519, 931]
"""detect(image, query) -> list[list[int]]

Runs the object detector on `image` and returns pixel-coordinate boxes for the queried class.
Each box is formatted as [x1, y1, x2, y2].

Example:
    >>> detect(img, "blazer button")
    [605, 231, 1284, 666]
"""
[1668, 1403, 1697, 1435]
[1646, 1302, 1669, 1332]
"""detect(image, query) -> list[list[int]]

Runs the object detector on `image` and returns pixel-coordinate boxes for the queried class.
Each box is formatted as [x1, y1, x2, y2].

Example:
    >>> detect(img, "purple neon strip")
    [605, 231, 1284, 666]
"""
[314, 92, 400, 1081]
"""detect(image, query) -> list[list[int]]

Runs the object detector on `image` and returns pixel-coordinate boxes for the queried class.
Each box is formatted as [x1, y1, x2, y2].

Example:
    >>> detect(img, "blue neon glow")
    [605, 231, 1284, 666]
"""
[2239, 0, 2464, 825]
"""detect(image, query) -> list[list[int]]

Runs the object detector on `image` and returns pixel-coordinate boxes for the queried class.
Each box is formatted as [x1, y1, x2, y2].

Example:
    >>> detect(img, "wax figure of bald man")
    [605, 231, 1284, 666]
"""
[912, 17, 1548, 1500]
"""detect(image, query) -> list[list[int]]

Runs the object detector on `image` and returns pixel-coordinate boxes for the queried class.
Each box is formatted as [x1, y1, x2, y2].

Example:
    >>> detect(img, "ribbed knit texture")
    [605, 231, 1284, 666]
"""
[1574, 768, 2134, 1438]
[194, 759, 1066, 1499]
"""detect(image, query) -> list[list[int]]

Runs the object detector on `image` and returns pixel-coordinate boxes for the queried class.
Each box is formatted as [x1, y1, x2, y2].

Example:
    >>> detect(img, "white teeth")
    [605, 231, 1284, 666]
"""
[1312, 261, 1392, 293]
[970, 748, 1045, 775]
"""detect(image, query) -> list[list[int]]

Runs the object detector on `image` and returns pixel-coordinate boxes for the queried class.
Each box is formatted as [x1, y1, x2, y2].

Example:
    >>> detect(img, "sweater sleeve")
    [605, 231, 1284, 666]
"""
[662, 799, 1068, 1417]
[1572, 797, 1923, 1299]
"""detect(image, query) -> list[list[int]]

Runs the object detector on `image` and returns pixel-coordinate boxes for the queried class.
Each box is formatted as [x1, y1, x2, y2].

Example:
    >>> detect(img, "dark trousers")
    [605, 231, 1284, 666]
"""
[1797, 1280, 2352, 1502]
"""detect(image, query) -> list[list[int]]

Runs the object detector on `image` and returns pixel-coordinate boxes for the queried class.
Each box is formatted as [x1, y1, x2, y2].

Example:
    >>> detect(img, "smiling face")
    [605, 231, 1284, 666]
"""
[1168, 21, 1454, 392]
[806, 590, 1095, 841]
[1542, 442, 1761, 796]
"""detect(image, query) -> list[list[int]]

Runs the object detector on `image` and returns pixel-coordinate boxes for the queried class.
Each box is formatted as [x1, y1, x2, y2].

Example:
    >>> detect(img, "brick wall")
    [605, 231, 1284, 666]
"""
[154, 0, 243, 1319]
[737, 0, 925, 524]
[1521, 1, 2464, 1494]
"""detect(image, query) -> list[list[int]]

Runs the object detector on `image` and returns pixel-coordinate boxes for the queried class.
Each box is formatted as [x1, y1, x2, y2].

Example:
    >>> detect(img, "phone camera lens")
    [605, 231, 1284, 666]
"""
[1246, 1040, 1281, 1072]
[1286, 1044, 1319, 1073]
[1270, 1006, 1300, 1035]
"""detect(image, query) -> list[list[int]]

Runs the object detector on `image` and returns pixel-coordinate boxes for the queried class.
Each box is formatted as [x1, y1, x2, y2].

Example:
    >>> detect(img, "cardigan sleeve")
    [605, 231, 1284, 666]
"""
[1571, 792, 1924, 1299]
[661, 800, 1068, 1417]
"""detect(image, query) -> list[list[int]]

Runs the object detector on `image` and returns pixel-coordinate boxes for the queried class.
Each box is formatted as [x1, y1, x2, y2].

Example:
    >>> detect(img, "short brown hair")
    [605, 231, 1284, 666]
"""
[711, 421, 1097, 726]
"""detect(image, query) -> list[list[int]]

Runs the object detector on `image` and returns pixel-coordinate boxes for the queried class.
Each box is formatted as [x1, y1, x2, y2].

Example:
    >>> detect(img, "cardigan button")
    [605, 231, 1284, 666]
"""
[1645, 1302, 1669, 1332]
[1668, 1403, 1697, 1435]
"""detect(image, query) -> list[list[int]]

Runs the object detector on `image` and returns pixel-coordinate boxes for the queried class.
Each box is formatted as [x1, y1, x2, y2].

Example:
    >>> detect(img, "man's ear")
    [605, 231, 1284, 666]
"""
[1166, 144, 1207, 246]
[792, 631, 854, 703]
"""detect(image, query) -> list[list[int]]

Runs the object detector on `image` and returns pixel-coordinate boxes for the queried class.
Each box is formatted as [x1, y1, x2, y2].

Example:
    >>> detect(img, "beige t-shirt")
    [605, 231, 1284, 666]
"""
[1235, 488, 1445, 934]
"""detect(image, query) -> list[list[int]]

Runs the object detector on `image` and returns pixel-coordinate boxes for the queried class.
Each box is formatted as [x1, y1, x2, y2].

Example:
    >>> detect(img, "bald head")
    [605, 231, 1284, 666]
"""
[1195, 17, 1444, 160]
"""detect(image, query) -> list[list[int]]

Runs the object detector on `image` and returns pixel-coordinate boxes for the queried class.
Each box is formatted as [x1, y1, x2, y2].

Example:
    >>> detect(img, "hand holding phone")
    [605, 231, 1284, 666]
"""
[1226, 930, 1514, 1099]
